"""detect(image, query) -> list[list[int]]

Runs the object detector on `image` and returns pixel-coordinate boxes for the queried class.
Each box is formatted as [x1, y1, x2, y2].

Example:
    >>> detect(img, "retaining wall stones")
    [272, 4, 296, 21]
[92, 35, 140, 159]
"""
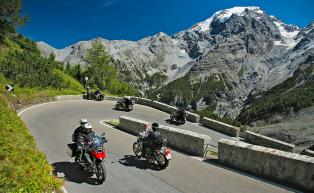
[119, 116, 211, 156]
[218, 139, 314, 191]
[136, 98, 199, 123]
[200, 117, 240, 137]
[159, 125, 211, 156]
[244, 131, 295, 152]
[119, 116, 149, 135]
[303, 149, 314, 157]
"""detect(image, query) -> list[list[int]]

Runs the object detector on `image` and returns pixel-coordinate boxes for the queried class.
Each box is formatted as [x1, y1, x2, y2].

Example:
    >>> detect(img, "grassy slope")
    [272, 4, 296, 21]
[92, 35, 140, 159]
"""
[0, 37, 85, 192]
[0, 76, 63, 192]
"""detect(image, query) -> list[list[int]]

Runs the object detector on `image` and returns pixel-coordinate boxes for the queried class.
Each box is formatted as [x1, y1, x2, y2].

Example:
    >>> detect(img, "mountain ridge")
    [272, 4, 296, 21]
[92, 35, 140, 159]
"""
[37, 6, 314, 119]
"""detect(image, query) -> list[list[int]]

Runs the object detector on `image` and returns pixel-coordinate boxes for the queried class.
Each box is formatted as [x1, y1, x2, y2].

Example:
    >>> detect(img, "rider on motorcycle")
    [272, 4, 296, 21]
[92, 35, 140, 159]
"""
[142, 123, 162, 156]
[73, 118, 88, 143]
[122, 96, 133, 109]
[177, 108, 186, 119]
[76, 123, 95, 163]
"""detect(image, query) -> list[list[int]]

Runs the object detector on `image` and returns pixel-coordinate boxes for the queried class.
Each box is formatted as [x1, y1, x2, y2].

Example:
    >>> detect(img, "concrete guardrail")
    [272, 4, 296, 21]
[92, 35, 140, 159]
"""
[244, 131, 295, 152]
[119, 116, 211, 156]
[200, 117, 240, 137]
[218, 139, 314, 191]
[303, 149, 314, 157]
[119, 116, 149, 135]
[136, 98, 199, 123]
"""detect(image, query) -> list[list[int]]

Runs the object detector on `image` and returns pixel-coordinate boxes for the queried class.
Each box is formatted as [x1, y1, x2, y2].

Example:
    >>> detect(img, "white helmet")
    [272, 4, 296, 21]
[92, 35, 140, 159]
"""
[125, 96, 131, 100]
[84, 123, 93, 132]
[80, 118, 88, 127]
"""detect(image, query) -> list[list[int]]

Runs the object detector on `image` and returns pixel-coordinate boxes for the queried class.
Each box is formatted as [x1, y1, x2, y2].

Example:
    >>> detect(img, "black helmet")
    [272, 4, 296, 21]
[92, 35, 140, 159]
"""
[152, 122, 159, 131]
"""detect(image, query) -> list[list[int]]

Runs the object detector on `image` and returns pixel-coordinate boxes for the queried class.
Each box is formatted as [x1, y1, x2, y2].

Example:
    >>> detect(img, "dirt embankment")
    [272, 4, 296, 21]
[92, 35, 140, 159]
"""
[249, 106, 314, 152]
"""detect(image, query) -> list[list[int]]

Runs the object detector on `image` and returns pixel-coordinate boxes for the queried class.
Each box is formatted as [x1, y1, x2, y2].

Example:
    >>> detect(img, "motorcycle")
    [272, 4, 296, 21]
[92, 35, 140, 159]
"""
[68, 133, 107, 184]
[83, 90, 104, 101]
[115, 99, 133, 111]
[133, 131, 171, 169]
[170, 110, 186, 124]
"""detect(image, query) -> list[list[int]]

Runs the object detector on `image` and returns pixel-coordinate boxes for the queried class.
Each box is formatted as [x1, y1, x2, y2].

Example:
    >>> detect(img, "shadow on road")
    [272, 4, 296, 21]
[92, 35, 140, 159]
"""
[52, 161, 100, 185]
[118, 155, 162, 171]
[165, 119, 183, 126]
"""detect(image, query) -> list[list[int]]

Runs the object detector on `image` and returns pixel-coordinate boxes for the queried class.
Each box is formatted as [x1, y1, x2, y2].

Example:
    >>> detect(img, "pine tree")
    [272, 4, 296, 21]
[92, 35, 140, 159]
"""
[84, 40, 117, 90]
[0, 0, 28, 41]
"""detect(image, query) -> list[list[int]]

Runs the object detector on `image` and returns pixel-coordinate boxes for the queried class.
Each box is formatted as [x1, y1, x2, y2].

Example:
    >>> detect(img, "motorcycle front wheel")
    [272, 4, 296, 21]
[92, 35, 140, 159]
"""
[95, 161, 106, 184]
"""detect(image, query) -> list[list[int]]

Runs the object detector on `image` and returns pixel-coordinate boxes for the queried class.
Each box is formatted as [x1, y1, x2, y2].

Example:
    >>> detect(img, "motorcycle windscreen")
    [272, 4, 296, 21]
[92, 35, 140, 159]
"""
[91, 135, 106, 159]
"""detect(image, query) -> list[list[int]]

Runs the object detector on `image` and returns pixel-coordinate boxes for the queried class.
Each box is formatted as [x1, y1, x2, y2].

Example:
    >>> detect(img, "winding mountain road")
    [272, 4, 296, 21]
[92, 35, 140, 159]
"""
[20, 100, 299, 193]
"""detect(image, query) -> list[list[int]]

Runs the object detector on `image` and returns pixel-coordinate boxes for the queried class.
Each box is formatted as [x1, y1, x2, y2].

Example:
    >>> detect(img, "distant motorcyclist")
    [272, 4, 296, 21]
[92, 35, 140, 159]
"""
[122, 96, 133, 109]
[76, 123, 95, 163]
[142, 123, 162, 155]
[73, 118, 88, 143]
[177, 108, 186, 119]
[170, 108, 187, 124]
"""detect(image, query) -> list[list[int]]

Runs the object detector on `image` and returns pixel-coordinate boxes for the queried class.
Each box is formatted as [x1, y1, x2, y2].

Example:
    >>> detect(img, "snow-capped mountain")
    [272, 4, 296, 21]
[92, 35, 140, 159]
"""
[37, 6, 314, 118]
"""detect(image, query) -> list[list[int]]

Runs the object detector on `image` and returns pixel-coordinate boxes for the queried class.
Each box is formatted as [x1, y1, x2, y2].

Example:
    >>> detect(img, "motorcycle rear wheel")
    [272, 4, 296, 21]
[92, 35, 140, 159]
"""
[156, 154, 169, 169]
[133, 142, 142, 157]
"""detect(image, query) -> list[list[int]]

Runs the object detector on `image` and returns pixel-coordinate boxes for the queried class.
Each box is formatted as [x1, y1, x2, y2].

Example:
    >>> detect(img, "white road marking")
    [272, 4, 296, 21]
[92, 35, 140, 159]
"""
[18, 100, 73, 193]
[17, 100, 82, 116]
[190, 156, 205, 161]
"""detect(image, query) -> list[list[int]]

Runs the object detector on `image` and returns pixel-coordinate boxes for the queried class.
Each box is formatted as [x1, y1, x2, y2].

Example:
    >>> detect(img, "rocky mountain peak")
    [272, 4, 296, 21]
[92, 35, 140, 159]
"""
[189, 6, 264, 33]
[36, 6, 314, 118]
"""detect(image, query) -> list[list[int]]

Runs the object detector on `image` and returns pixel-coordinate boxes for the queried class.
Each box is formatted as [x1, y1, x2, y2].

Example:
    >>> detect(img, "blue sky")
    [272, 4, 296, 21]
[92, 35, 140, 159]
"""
[20, 0, 314, 48]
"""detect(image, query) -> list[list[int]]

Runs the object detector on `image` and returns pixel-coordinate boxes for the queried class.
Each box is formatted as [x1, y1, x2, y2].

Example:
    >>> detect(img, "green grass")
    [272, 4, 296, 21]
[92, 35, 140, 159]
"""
[53, 69, 84, 92]
[0, 93, 63, 192]
[205, 150, 218, 158]
[0, 72, 83, 110]
[0, 74, 85, 192]
[105, 119, 120, 127]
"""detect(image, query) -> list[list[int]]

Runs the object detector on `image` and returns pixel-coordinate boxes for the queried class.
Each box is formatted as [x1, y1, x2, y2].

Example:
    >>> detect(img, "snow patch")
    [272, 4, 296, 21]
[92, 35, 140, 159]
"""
[191, 6, 263, 32]
[273, 21, 300, 49]
[192, 17, 214, 32]
[215, 6, 263, 23]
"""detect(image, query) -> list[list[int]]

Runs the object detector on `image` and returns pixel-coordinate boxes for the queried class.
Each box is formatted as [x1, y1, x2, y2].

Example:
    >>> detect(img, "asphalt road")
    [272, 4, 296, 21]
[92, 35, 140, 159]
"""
[20, 100, 300, 193]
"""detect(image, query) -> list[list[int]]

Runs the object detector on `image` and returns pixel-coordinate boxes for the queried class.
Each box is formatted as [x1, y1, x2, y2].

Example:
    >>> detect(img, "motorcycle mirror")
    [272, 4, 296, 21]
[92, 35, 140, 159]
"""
[102, 137, 108, 143]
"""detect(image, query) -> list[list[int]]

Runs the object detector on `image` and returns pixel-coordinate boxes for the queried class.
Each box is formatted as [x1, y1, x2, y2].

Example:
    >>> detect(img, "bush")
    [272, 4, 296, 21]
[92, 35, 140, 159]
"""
[0, 50, 65, 89]
[53, 69, 84, 92]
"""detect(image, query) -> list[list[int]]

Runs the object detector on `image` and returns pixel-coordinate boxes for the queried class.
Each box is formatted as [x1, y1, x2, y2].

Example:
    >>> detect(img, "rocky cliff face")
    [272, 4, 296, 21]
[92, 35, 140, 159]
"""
[37, 6, 314, 118]
[154, 7, 313, 119]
